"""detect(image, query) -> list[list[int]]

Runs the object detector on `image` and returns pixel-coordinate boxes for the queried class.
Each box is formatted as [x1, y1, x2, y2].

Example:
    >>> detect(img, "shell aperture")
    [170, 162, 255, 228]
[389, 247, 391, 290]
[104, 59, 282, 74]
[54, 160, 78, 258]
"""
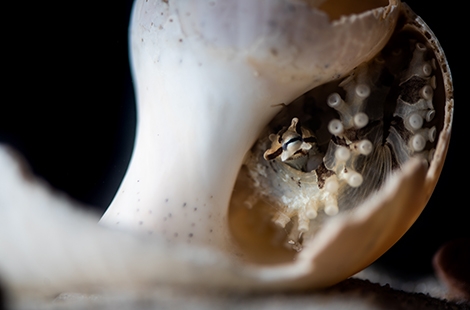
[240, 24, 444, 254]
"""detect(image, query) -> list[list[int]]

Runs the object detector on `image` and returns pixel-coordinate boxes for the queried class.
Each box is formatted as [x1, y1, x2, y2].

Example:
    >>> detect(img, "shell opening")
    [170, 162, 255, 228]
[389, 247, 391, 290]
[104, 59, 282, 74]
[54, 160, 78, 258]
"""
[229, 9, 447, 263]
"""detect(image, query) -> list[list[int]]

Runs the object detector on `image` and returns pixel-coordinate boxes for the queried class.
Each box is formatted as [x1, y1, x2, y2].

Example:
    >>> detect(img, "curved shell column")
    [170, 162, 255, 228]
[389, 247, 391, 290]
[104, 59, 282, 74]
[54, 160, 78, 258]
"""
[100, 0, 399, 253]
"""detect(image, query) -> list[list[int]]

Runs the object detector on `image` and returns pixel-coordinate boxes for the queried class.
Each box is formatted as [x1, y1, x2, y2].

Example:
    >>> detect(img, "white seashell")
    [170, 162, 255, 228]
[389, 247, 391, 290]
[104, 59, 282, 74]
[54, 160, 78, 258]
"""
[99, 0, 452, 287]
[0, 0, 453, 303]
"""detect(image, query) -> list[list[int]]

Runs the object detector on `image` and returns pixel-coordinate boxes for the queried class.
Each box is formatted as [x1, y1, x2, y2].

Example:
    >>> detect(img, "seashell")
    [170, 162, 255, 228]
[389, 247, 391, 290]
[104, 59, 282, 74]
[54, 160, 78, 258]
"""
[0, 0, 453, 301]
[98, 0, 452, 287]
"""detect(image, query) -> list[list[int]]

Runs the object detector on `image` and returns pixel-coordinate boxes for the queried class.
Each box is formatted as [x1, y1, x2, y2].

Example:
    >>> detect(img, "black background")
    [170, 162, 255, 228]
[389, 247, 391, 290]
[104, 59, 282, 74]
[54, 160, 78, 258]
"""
[1, 1, 467, 280]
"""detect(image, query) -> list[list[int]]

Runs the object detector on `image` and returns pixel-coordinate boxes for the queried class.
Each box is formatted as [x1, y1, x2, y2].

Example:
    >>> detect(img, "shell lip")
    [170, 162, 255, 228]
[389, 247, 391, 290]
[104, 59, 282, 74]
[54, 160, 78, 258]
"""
[225, 158, 428, 291]
[326, 0, 399, 25]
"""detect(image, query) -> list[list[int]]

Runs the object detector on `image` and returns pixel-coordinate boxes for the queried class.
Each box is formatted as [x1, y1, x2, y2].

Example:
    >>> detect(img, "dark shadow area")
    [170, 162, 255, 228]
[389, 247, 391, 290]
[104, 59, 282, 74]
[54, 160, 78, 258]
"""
[0, 0, 136, 213]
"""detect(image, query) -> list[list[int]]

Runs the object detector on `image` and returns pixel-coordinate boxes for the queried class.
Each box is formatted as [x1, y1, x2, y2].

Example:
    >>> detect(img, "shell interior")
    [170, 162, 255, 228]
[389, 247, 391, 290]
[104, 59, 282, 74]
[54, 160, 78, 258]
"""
[229, 10, 447, 264]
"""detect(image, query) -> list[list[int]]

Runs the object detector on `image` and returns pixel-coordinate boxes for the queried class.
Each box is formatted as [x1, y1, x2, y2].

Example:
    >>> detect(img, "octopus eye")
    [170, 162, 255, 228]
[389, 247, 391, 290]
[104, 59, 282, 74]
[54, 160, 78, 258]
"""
[264, 117, 317, 165]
